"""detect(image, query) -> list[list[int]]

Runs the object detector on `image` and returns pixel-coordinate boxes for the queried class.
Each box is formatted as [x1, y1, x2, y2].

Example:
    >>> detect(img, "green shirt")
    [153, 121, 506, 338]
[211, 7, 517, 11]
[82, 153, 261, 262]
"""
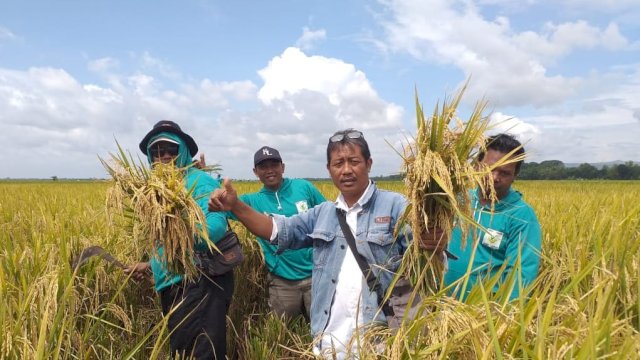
[444, 188, 542, 300]
[239, 178, 325, 280]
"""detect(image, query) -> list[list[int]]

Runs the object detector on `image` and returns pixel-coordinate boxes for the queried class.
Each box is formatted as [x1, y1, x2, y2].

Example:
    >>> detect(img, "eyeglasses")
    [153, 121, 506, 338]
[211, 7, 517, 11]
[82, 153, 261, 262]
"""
[150, 143, 179, 158]
[329, 130, 364, 143]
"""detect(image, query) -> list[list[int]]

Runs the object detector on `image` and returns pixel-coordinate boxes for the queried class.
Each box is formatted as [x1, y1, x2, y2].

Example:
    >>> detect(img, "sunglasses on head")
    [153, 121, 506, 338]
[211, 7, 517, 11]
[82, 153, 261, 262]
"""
[150, 143, 179, 158]
[329, 130, 364, 143]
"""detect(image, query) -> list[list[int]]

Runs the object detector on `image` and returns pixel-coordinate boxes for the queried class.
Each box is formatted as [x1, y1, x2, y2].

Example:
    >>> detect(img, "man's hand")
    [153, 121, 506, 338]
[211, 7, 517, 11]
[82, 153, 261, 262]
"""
[124, 262, 152, 282]
[208, 178, 238, 212]
[418, 227, 449, 252]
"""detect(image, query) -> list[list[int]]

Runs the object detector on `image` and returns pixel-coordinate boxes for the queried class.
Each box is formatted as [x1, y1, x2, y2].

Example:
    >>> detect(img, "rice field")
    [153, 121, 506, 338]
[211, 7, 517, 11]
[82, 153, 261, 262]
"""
[0, 179, 639, 359]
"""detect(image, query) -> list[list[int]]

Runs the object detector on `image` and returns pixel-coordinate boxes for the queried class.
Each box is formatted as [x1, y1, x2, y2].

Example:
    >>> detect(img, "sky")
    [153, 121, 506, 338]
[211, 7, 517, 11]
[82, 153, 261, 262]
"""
[1, 0, 638, 179]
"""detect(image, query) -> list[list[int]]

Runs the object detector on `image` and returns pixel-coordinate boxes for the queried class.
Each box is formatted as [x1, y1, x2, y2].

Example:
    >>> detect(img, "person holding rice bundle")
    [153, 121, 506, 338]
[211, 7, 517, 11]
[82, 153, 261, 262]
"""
[208, 129, 446, 359]
[126, 120, 233, 360]
[444, 133, 542, 300]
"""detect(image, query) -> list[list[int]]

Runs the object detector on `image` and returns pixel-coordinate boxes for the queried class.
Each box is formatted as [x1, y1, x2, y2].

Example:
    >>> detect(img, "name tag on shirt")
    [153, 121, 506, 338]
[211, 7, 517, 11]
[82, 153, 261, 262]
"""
[482, 229, 504, 249]
[296, 200, 309, 213]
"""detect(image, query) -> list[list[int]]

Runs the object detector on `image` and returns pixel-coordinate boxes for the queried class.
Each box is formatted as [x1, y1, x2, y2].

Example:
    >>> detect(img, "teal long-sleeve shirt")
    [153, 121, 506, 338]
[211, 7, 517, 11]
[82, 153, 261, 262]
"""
[444, 188, 542, 300]
[144, 132, 228, 292]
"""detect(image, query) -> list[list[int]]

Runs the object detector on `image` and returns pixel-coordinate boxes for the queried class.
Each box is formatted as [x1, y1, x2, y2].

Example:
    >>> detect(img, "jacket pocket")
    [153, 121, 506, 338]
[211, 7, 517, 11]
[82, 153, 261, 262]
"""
[310, 230, 334, 268]
[366, 228, 400, 265]
[366, 227, 396, 246]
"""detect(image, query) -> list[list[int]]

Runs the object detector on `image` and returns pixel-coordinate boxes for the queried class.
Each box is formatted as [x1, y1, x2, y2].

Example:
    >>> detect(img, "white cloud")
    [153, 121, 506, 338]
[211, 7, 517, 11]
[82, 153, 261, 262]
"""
[295, 27, 327, 50]
[140, 51, 182, 80]
[88, 57, 120, 73]
[258, 47, 379, 106]
[374, 0, 631, 107]
[488, 112, 540, 138]
[0, 26, 16, 40]
[0, 48, 407, 179]
[521, 67, 640, 162]
[528, 122, 640, 163]
[561, 0, 639, 12]
[516, 21, 628, 59]
[200, 47, 407, 178]
[0, 62, 261, 178]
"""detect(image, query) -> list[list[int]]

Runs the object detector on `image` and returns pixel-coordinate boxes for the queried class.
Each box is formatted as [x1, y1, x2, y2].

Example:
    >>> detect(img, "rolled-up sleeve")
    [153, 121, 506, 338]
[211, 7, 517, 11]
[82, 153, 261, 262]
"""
[271, 204, 325, 252]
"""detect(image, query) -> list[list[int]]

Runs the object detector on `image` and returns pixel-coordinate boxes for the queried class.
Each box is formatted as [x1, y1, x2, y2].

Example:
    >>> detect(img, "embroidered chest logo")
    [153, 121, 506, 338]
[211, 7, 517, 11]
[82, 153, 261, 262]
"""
[482, 229, 504, 249]
[295, 200, 309, 213]
[374, 216, 391, 224]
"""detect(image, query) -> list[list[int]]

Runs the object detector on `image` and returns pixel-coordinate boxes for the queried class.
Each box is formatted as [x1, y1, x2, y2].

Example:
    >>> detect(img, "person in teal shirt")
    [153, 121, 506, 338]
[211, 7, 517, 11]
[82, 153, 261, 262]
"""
[239, 146, 326, 320]
[126, 120, 233, 359]
[444, 133, 542, 301]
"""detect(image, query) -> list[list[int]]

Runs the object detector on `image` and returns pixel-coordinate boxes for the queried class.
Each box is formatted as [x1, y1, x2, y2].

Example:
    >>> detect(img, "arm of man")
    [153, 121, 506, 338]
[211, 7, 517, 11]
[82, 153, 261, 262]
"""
[209, 178, 274, 240]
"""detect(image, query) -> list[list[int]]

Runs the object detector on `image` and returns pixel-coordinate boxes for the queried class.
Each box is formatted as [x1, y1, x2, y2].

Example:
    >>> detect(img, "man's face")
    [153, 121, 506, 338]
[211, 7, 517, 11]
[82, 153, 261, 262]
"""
[254, 159, 285, 190]
[481, 149, 517, 200]
[327, 143, 372, 206]
[150, 141, 179, 165]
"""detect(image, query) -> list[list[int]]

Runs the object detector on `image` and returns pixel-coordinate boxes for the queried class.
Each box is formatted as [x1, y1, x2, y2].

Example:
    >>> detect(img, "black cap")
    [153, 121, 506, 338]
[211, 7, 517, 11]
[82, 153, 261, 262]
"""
[139, 120, 198, 157]
[254, 146, 282, 166]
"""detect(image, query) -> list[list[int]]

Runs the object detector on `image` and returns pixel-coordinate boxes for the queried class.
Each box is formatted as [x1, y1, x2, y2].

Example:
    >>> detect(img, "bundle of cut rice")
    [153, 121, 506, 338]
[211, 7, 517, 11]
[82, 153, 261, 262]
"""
[395, 83, 494, 295]
[101, 144, 210, 280]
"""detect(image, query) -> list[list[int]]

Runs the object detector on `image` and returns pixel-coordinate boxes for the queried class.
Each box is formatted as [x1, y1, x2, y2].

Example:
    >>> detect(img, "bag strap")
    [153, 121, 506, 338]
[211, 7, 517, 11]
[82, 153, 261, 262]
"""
[195, 219, 233, 256]
[336, 208, 397, 316]
[335, 208, 380, 294]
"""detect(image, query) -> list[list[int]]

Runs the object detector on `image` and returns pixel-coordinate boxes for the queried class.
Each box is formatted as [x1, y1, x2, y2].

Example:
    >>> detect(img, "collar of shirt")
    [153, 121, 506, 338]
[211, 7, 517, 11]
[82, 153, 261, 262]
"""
[335, 180, 374, 212]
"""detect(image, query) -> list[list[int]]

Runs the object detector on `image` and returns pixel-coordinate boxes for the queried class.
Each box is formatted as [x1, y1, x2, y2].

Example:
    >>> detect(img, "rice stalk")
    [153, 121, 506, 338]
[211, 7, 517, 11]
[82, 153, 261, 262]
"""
[100, 143, 209, 281]
[395, 82, 494, 295]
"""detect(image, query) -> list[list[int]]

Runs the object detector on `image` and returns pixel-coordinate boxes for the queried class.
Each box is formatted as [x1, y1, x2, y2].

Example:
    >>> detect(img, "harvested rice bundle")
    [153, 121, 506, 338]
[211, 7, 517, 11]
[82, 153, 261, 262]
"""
[396, 84, 494, 295]
[101, 144, 210, 281]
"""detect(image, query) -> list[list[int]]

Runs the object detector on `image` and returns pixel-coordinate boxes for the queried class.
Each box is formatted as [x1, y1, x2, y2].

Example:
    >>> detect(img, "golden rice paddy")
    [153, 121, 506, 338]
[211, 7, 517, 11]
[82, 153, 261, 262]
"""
[0, 179, 638, 359]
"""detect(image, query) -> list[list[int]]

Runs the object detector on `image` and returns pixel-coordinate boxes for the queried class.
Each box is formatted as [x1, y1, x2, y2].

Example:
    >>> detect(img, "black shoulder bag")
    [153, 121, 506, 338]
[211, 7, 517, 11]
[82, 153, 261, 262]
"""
[195, 220, 244, 276]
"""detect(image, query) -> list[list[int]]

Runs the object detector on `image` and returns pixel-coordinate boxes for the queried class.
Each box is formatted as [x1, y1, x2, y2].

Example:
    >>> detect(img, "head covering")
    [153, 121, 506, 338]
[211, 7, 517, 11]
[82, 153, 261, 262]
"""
[254, 146, 282, 167]
[139, 120, 198, 157]
[145, 132, 193, 168]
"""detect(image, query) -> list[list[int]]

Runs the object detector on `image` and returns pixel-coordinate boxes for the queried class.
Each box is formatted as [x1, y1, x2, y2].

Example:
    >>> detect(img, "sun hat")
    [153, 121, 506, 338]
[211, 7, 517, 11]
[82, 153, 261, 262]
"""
[139, 120, 198, 156]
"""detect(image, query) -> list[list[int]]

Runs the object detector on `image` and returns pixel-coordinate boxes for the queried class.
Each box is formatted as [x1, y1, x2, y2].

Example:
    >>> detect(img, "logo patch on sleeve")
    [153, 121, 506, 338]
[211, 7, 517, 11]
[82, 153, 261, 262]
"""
[295, 201, 309, 213]
[374, 216, 391, 224]
[481, 229, 504, 249]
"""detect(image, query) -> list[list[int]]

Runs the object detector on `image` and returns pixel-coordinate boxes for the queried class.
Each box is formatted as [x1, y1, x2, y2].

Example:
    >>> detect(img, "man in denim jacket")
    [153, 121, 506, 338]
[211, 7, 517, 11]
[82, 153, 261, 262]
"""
[209, 129, 445, 358]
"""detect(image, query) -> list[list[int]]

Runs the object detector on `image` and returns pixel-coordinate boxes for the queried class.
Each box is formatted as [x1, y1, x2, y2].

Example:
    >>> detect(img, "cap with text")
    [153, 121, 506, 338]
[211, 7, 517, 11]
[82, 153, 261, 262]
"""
[254, 146, 282, 166]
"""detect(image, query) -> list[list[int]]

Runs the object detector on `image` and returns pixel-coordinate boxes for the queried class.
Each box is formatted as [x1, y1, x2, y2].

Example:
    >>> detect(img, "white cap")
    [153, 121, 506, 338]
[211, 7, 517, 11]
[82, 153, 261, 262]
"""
[149, 137, 179, 147]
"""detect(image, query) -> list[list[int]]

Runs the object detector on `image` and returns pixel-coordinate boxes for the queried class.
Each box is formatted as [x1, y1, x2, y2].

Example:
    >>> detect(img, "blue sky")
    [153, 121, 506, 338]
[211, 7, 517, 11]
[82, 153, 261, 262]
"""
[1, 0, 638, 179]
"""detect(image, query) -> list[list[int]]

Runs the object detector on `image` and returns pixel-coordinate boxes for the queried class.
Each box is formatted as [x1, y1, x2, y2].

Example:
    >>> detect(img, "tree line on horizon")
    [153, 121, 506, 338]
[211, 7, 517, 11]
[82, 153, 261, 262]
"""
[361, 160, 640, 181]
[517, 160, 640, 180]
[5, 160, 637, 182]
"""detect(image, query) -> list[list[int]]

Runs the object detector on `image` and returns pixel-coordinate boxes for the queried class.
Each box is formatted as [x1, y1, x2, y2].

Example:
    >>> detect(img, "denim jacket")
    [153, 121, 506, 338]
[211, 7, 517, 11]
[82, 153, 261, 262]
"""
[272, 182, 411, 337]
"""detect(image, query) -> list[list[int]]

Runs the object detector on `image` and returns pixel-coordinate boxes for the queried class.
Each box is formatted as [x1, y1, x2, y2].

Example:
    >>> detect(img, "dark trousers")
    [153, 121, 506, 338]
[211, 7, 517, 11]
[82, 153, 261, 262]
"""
[160, 271, 234, 359]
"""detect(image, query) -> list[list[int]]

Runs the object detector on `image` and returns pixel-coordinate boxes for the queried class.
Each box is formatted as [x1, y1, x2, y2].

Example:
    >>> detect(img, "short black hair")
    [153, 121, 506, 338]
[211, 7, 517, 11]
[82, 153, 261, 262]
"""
[326, 128, 371, 163]
[478, 133, 525, 174]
